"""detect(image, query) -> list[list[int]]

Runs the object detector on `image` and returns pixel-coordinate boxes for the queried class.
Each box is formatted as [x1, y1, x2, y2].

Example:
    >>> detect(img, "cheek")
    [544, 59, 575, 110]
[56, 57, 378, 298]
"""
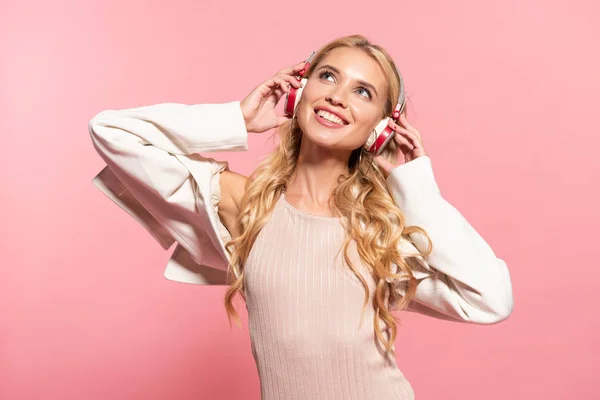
[296, 84, 321, 121]
[352, 104, 383, 130]
[299, 82, 318, 105]
[348, 107, 385, 144]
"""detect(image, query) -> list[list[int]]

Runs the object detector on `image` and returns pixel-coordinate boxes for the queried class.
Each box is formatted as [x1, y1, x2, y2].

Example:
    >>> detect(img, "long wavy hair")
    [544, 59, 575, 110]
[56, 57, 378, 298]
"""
[224, 34, 432, 358]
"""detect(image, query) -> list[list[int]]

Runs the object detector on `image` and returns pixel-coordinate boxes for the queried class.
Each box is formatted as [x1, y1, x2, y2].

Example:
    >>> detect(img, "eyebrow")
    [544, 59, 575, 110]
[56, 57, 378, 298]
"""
[316, 64, 379, 98]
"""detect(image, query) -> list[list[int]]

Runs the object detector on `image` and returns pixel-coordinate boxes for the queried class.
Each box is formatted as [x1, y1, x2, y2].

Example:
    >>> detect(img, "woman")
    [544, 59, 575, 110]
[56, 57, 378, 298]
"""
[89, 34, 513, 399]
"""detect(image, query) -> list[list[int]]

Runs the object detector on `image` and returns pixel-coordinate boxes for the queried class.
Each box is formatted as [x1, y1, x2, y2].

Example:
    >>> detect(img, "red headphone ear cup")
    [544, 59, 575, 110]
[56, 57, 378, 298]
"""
[284, 78, 307, 117]
[364, 118, 395, 155]
[373, 126, 395, 155]
[284, 87, 298, 116]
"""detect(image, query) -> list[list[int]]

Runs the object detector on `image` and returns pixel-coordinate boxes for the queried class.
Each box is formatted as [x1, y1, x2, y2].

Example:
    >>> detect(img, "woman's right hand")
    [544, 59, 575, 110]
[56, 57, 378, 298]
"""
[240, 61, 307, 134]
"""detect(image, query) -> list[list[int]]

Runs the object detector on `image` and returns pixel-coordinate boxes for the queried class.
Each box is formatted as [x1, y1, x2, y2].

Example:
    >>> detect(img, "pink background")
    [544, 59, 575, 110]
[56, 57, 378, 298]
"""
[1, 0, 598, 399]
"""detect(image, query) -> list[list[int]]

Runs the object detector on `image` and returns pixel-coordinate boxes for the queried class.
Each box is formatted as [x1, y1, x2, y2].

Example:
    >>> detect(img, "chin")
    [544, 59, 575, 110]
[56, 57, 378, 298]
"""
[305, 126, 365, 153]
[304, 119, 340, 141]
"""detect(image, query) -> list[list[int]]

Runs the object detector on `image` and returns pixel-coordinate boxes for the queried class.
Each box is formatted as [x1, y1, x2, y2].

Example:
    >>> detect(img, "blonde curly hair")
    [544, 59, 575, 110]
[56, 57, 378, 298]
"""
[224, 34, 432, 358]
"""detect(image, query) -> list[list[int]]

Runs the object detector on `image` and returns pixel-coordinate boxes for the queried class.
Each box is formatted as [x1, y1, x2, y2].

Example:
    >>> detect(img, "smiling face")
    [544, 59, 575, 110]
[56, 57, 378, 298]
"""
[295, 47, 390, 153]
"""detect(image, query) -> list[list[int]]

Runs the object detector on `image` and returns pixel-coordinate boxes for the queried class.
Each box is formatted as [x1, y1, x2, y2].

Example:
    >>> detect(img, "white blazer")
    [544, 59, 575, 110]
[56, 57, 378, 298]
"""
[89, 101, 514, 324]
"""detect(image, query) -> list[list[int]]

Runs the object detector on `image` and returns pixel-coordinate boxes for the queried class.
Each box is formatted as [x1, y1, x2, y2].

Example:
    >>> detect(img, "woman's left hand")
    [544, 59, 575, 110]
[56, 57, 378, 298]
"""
[374, 114, 428, 174]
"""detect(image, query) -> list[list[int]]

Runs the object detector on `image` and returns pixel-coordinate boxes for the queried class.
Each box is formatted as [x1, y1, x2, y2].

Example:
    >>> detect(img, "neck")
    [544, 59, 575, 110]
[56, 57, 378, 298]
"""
[285, 141, 352, 207]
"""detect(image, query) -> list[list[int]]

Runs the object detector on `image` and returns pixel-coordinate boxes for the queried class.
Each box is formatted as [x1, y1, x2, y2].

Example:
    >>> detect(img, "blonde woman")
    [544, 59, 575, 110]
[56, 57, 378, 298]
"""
[89, 34, 514, 399]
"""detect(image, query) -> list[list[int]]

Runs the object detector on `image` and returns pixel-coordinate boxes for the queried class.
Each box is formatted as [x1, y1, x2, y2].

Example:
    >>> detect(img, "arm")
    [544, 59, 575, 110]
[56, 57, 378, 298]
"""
[387, 156, 514, 324]
[89, 101, 248, 271]
[89, 62, 308, 284]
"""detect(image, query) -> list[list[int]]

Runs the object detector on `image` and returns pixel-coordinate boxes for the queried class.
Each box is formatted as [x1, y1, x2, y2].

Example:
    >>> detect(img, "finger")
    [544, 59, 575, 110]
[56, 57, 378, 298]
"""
[273, 86, 285, 100]
[273, 77, 293, 93]
[400, 145, 415, 163]
[374, 155, 395, 174]
[278, 61, 307, 75]
[398, 114, 422, 140]
[399, 129, 420, 148]
[276, 73, 303, 89]
[255, 80, 276, 98]
[389, 120, 420, 148]
[398, 114, 414, 129]
[265, 77, 290, 95]
[392, 132, 414, 149]
[261, 77, 279, 93]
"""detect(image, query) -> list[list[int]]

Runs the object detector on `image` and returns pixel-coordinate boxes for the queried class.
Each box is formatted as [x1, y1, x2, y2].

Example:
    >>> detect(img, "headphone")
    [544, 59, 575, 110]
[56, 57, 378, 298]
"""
[284, 51, 406, 156]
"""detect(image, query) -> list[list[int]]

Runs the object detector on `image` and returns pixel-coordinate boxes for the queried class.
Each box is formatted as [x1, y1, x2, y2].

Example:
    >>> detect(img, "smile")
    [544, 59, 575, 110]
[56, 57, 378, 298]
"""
[313, 109, 349, 128]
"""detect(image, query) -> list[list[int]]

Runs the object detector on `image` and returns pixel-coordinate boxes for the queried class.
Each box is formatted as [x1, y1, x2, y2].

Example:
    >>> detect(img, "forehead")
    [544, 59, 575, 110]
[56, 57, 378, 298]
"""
[318, 47, 388, 95]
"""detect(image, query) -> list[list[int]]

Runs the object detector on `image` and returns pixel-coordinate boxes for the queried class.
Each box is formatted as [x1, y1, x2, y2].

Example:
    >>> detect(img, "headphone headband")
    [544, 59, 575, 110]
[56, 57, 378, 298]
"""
[395, 68, 406, 118]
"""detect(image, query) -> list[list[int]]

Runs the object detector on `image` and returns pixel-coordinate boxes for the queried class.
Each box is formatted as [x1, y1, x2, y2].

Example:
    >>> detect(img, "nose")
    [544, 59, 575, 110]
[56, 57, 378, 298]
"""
[325, 87, 348, 109]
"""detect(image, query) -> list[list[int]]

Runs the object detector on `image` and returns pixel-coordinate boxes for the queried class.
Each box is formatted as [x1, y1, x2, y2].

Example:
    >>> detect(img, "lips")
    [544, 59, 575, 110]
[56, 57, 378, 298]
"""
[314, 107, 350, 125]
[313, 111, 347, 129]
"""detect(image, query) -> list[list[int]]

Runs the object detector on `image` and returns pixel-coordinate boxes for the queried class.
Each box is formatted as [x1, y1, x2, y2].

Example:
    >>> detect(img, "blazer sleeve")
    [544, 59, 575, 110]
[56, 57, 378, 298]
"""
[386, 156, 514, 324]
[88, 101, 248, 275]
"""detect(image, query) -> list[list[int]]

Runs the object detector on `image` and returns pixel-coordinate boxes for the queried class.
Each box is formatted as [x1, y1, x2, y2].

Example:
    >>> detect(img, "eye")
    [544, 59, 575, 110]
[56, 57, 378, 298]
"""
[356, 87, 372, 99]
[319, 70, 335, 82]
[318, 69, 372, 100]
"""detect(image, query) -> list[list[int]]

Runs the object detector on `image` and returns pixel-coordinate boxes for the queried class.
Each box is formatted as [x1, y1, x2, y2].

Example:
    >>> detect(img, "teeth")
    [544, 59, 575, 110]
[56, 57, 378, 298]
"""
[316, 110, 345, 125]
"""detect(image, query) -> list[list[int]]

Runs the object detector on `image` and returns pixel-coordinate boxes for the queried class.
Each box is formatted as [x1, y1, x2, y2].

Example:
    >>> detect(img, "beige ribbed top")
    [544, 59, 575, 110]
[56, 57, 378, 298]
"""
[243, 193, 415, 400]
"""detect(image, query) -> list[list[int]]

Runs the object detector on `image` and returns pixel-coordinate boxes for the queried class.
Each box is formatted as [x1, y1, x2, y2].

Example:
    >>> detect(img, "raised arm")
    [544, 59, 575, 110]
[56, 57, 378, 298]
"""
[89, 61, 308, 283]
[387, 156, 514, 324]
[89, 101, 249, 270]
